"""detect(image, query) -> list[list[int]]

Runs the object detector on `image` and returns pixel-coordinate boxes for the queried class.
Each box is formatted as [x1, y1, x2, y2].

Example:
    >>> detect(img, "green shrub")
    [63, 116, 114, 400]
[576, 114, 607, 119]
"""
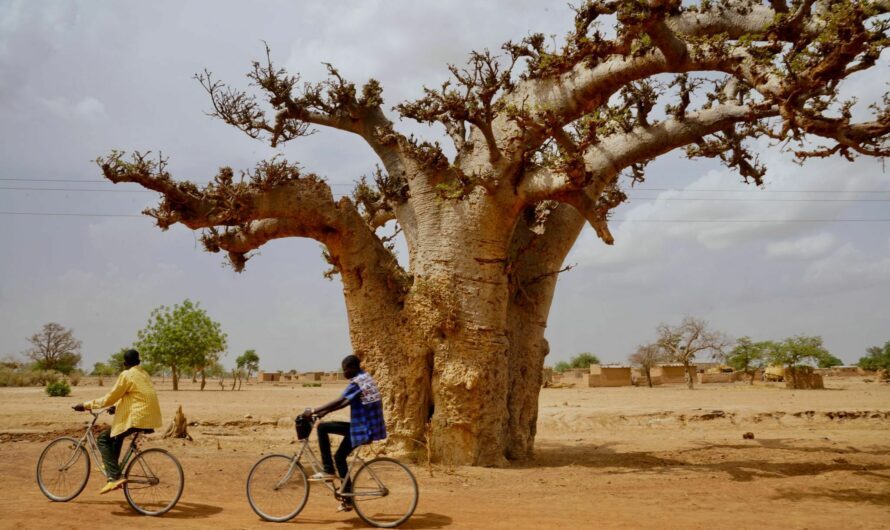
[45, 380, 71, 397]
[302, 382, 322, 388]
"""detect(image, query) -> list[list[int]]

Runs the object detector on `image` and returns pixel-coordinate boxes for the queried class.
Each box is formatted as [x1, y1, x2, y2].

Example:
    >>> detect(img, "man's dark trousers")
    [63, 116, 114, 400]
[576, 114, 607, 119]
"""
[317, 421, 353, 483]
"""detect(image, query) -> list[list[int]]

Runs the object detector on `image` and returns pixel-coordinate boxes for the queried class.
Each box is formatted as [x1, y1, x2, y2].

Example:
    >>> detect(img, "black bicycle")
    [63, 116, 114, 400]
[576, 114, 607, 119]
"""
[36, 408, 184, 516]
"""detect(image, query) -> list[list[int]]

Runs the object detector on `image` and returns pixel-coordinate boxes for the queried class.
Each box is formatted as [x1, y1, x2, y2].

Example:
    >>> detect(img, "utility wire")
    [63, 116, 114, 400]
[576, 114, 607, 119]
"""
[2, 185, 890, 202]
[1, 178, 888, 194]
[2, 211, 889, 223]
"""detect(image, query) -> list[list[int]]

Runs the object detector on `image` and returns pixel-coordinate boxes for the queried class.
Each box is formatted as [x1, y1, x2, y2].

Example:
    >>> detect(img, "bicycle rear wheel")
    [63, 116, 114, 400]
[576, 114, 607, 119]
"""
[352, 457, 418, 528]
[246, 454, 309, 522]
[123, 448, 184, 516]
[36, 436, 91, 502]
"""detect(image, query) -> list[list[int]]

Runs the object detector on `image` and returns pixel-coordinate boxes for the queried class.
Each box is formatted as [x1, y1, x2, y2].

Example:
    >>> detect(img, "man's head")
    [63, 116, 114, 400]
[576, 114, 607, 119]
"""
[123, 349, 141, 369]
[341, 355, 361, 379]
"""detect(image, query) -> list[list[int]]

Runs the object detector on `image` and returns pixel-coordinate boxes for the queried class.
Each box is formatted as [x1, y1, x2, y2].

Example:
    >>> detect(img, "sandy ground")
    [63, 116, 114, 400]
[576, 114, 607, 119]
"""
[1, 377, 888, 529]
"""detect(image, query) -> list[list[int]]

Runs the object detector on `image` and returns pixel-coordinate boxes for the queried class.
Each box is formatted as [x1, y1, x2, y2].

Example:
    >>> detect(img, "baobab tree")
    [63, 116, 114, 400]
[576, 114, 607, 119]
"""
[98, 1, 889, 465]
[26, 322, 82, 375]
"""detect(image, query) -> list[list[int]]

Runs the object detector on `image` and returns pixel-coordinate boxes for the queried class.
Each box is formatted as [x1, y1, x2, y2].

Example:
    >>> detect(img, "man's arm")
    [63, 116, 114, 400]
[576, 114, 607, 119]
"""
[76, 372, 132, 411]
[305, 397, 349, 418]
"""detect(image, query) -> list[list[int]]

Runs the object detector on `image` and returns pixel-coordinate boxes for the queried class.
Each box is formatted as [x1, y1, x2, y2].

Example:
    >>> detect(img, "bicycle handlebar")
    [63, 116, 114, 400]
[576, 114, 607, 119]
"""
[73, 406, 114, 416]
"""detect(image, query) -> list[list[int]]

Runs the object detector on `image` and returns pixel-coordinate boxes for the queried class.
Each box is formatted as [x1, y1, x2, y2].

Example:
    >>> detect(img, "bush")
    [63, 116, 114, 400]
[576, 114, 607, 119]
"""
[31, 370, 62, 386]
[858, 342, 890, 371]
[68, 372, 81, 386]
[302, 382, 322, 388]
[46, 380, 71, 397]
[0, 367, 36, 387]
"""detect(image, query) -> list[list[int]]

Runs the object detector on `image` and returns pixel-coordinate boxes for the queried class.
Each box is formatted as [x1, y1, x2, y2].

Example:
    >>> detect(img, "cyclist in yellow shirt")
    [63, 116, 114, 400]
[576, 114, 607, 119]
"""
[73, 349, 163, 494]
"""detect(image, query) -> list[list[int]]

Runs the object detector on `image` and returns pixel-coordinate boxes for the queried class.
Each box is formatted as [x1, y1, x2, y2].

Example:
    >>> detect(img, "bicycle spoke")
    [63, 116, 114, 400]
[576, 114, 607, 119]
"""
[352, 458, 418, 528]
[124, 449, 183, 516]
[246, 454, 309, 522]
[37, 437, 90, 502]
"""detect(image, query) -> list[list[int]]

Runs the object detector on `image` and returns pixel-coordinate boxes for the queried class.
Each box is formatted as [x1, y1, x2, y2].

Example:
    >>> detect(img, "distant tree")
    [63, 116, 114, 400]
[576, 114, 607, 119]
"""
[231, 367, 245, 390]
[553, 353, 600, 373]
[726, 337, 774, 385]
[656, 317, 730, 389]
[108, 348, 127, 373]
[91, 362, 116, 377]
[628, 343, 662, 388]
[817, 353, 844, 368]
[857, 342, 890, 372]
[236, 349, 260, 381]
[136, 299, 227, 391]
[569, 352, 600, 369]
[769, 335, 833, 369]
[26, 323, 82, 375]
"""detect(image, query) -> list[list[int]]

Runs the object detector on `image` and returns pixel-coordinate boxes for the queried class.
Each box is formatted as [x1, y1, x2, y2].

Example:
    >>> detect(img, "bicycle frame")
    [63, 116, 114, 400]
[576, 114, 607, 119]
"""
[285, 434, 388, 500]
[63, 409, 144, 482]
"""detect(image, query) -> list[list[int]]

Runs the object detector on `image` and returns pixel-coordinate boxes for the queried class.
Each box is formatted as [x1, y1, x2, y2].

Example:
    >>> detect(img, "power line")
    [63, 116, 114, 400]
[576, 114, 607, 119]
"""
[0, 211, 143, 217]
[631, 187, 890, 193]
[1, 211, 888, 223]
[1, 178, 888, 194]
[5, 186, 890, 204]
[0, 186, 154, 193]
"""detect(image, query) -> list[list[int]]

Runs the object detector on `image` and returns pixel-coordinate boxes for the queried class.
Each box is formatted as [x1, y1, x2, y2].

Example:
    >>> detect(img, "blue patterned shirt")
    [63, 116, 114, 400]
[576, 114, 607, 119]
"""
[342, 371, 387, 447]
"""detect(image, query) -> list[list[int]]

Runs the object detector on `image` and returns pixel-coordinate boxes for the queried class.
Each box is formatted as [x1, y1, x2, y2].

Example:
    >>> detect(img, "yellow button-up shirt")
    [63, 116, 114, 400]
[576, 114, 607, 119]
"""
[84, 366, 163, 437]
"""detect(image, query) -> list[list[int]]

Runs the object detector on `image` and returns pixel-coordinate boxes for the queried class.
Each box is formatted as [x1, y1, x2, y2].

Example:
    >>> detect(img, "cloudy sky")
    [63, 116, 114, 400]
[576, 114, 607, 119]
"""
[1, 1, 887, 373]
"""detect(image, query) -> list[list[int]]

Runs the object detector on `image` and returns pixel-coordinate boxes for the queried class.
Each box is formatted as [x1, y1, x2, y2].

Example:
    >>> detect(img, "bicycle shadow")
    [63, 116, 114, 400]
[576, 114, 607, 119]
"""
[97, 500, 224, 519]
[294, 512, 452, 529]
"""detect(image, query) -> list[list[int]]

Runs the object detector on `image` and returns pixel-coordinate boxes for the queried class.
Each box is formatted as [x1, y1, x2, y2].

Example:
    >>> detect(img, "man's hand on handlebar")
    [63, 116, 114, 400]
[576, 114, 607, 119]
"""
[302, 407, 325, 419]
[72, 403, 85, 412]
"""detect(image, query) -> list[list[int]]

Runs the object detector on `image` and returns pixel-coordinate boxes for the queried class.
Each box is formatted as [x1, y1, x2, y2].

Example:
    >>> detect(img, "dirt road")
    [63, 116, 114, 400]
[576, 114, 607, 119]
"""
[1, 379, 888, 529]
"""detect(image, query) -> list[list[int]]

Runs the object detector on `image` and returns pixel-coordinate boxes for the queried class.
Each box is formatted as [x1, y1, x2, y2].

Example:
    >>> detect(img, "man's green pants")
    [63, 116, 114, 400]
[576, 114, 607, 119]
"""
[96, 427, 133, 480]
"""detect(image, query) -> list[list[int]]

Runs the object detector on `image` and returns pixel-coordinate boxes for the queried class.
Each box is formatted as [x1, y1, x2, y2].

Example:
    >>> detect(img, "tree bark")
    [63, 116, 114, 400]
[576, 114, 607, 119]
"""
[503, 205, 584, 460]
[684, 360, 695, 390]
[171, 365, 179, 391]
[200, 369, 206, 391]
[644, 368, 653, 388]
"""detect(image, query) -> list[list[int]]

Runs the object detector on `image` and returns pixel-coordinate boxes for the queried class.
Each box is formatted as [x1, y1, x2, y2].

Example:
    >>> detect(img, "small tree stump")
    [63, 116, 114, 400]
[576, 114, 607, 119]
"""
[163, 405, 193, 441]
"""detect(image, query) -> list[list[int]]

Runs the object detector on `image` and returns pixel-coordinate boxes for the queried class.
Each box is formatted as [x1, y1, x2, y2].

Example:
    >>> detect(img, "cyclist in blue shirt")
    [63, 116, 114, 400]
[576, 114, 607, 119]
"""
[302, 355, 386, 512]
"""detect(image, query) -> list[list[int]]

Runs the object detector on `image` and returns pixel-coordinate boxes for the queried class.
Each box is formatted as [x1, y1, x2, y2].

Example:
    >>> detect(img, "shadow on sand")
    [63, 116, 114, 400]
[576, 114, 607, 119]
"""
[105, 500, 224, 519]
[517, 439, 890, 485]
[282, 512, 452, 529]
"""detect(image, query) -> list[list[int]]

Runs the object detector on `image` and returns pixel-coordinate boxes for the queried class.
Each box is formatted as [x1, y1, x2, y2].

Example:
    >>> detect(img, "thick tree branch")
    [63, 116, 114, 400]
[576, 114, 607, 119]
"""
[498, 0, 887, 165]
[520, 102, 779, 201]
[98, 152, 409, 291]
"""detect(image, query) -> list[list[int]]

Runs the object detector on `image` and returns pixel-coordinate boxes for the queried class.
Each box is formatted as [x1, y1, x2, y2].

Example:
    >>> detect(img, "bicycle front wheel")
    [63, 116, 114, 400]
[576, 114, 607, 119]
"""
[36, 436, 90, 502]
[123, 448, 184, 516]
[352, 457, 418, 528]
[246, 454, 309, 522]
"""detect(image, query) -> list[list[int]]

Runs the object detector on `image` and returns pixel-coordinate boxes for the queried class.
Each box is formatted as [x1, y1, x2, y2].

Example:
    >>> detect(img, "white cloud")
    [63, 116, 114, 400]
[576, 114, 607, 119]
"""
[766, 233, 837, 260]
[73, 97, 106, 120]
[804, 243, 890, 288]
[38, 95, 106, 121]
